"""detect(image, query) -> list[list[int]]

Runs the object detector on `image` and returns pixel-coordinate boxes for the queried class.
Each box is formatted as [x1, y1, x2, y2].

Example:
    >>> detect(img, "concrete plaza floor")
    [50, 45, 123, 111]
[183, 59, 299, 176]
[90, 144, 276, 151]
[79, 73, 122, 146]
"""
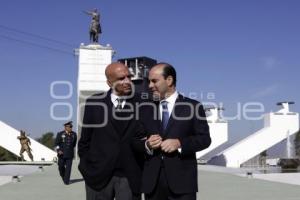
[0, 162, 300, 200]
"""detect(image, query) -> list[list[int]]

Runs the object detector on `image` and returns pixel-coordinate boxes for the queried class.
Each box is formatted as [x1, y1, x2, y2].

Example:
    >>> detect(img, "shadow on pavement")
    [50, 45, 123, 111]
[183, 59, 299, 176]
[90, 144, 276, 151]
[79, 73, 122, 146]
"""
[69, 178, 84, 184]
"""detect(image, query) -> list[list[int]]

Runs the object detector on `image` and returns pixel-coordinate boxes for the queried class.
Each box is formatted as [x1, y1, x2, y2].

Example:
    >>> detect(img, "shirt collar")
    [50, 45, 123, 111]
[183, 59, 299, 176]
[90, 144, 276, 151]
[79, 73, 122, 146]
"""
[110, 93, 127, 107]
[111, 93, 121, 103]
[160, 91, 178, 105]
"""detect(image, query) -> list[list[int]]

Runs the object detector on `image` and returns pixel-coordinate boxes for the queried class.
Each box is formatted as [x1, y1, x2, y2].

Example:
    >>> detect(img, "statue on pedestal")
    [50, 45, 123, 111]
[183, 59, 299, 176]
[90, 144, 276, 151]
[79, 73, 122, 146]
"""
[17, 130, 33, 161]
[84, 8, 102, 43]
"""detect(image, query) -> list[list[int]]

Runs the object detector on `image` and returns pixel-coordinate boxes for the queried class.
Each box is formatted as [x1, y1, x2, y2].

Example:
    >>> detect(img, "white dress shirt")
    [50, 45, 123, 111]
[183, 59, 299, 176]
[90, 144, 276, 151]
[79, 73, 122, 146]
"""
[146, 91, 181, 154]
[159, 91, 179, 120]
[111, 93, 126, 108]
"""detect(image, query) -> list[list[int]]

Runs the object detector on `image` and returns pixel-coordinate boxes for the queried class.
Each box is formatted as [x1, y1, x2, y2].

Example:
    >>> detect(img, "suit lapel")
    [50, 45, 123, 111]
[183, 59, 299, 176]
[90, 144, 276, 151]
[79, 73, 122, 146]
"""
[120, 97, 135, 140]
[103, 90, 120, 139]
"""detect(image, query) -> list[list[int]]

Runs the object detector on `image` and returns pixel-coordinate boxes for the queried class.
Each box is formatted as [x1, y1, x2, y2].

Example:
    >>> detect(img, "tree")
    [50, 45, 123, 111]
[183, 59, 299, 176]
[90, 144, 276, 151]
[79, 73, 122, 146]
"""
[36, 132, 55, 149]
[0, 146, 20, 161]
[294, 129, 300, 157]
[259, 150, 267, 166]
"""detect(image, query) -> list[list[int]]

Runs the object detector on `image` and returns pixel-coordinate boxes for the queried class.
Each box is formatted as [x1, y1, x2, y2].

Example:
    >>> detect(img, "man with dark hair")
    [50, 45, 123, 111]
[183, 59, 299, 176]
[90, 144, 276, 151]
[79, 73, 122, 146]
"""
[55, 121, 77, 185]
[160, 63, 177, 86]
[138, 63, 211, 200]
[78, 62, 144, 200]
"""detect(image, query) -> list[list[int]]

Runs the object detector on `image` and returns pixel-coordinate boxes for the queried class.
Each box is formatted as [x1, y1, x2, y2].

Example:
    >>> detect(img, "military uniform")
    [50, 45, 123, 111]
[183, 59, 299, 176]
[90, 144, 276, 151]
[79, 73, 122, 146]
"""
[55, 122, 77, 185]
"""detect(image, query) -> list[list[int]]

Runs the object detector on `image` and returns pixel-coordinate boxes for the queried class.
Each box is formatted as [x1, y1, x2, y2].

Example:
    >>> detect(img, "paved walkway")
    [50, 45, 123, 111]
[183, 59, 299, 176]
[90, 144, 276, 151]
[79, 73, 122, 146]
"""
[1, 162, 300, 200]
[0, 162, 85, 200]
[0, 165, 40, 186]
[253, 173, 300, 186]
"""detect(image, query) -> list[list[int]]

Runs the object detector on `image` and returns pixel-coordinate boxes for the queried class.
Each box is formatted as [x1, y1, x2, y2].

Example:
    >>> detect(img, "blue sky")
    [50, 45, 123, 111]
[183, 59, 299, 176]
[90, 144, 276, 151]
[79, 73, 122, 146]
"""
[0, 0, 299, 142]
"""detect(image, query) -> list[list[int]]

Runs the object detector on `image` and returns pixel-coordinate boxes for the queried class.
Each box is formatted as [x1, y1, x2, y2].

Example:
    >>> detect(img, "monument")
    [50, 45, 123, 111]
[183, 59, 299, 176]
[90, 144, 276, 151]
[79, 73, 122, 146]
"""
[84, 9, 102, 43]
[0, 120, 57, 161]
[209, 102, 299, 168]
[76, 9, 114, 150]
[17, 130, 34, 161]
[196, 107, 228, 160]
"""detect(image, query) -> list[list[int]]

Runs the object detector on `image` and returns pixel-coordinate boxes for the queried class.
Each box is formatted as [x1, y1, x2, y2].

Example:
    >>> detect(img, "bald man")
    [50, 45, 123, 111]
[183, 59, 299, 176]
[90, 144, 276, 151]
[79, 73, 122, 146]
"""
[78, 62, 144, 200]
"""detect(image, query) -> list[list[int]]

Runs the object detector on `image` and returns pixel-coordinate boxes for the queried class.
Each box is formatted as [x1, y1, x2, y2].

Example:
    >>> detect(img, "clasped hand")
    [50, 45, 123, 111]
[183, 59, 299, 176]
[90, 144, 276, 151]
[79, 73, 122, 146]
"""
[146, 134, 181, 153]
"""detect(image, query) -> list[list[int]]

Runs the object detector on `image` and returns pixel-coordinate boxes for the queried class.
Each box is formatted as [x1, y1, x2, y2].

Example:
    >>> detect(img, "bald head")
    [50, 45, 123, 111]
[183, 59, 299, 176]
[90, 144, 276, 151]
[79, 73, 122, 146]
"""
[105, 62, 132, 96]
[105, 62, 126, 79]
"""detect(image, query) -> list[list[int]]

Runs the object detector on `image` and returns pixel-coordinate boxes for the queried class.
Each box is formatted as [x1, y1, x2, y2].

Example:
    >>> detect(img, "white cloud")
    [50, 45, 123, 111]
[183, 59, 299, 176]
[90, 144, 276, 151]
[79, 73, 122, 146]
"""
[261, 56, 280, 70]
[251, 84, 279, 99]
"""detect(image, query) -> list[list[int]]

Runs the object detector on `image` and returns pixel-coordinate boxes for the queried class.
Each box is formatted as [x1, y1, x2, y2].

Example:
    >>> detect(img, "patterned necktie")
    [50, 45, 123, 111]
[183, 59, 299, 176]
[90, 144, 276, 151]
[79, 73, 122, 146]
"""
[161, 101, 169, 130]
[116, 98, 124, 110]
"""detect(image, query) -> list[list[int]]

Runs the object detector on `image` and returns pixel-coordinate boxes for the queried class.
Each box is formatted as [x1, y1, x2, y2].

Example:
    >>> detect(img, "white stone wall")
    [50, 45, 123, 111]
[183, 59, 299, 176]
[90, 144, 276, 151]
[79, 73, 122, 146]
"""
[209, 104, 299, 168]
[197, 108, 228, 159]
[78, 44, 114, 92]
[0, 121, 57, 161]
[76, 44, 114, 155]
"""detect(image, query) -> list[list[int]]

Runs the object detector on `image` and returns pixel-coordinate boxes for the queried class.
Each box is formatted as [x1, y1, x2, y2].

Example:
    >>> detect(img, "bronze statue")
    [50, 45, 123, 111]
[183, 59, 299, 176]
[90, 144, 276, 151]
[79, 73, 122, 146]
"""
[17, 130, 33, 161]
[84, 8, 102, 43]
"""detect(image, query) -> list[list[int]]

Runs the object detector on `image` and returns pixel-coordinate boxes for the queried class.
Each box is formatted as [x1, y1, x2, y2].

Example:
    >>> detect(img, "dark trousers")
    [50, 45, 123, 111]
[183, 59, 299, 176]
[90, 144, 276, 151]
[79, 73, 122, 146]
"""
[85, 176, 141, 200]
[145, 167, 196, 200]
[58, 157, 73, 184]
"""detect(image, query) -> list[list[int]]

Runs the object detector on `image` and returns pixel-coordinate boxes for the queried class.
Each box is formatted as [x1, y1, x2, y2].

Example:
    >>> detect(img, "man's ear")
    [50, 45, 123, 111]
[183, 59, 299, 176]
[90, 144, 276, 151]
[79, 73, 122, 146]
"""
[166, 76, 173, 86]
[107, 79, 112, 88]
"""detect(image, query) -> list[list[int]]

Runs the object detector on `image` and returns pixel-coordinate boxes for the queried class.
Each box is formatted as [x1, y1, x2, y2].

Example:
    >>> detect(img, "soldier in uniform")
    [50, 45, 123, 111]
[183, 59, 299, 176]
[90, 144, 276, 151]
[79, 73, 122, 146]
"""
[55, 121, 77, 185]
[17, 130, 34, 161]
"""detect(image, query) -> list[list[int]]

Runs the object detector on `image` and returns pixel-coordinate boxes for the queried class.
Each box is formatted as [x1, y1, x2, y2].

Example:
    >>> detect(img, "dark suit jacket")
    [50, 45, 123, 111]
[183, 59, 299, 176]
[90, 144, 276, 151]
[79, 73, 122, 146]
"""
[78, 90, 144, 193]
[55, 131, 77, 159]
[138, 94, 211, 194]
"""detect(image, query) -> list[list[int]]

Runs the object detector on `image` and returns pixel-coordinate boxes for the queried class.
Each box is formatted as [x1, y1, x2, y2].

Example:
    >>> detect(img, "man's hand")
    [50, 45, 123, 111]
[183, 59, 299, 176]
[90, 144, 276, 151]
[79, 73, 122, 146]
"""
[146, 134, 162, 150]
[57, 150, 63, 155]
[161, 139, 181, 153]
